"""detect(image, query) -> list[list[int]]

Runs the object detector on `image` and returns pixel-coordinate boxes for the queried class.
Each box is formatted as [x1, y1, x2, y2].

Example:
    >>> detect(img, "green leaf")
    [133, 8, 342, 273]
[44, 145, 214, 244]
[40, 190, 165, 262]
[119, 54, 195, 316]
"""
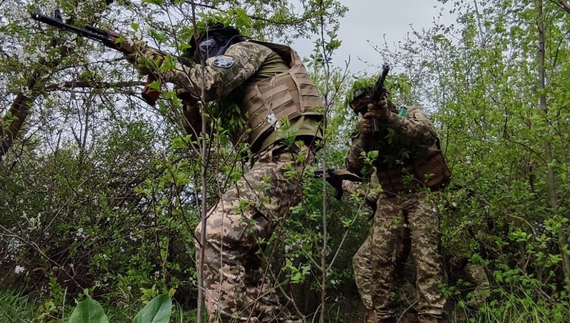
[143, 0, 164, 5]
[132, 294, 172, 323]
[68, 296, 108, 323]
[148, 80, 161, 91]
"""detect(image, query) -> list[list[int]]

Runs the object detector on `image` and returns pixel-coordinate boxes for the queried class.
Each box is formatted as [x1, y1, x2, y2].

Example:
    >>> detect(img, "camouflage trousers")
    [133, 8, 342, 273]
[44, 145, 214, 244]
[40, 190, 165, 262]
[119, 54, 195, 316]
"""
[462, 262, 490, 308]
[194, 144, 312, 323]
[353, 192, 445, 320]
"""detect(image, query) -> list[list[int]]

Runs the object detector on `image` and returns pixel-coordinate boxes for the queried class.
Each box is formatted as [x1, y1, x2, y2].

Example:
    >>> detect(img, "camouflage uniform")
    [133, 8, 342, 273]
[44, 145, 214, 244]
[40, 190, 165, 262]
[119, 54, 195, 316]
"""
[461, 262, 490, 308]
[345, 103, 450, 323]
[129, 39, 324, 323]
[444, 212, 491, 308]
[399, 227, 491, 315]
[196, 144, 314, 323]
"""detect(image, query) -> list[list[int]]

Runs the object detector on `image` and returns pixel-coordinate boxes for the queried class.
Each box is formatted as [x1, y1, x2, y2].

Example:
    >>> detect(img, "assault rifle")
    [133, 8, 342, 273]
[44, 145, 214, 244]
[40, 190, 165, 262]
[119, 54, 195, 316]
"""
[349, 64, 390, 133]
[31, 9, 164, 106]
[314, 169, 362, 200]
[371, 64, 391, 104]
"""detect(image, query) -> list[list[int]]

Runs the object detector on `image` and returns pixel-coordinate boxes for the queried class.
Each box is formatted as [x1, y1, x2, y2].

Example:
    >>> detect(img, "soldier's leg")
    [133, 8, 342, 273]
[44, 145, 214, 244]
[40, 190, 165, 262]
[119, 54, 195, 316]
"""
[464, 262, 490, 308]
[195, 145, 311, 323]
[353, 197, 404, 321]
[405, 193, 445, 320]
[354, 235, 376, 323]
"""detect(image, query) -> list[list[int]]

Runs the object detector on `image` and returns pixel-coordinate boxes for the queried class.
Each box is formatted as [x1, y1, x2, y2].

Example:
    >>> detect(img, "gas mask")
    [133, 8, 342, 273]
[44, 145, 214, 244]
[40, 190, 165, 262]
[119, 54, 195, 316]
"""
[189, 24, 245, 63]
[197, 35, 230, 60]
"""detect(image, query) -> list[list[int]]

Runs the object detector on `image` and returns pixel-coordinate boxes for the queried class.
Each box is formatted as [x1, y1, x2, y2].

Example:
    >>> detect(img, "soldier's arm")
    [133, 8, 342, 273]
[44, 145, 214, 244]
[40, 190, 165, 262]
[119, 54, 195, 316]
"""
[384, 105, 438, 146]
[343, 138, 383, 205]
[159, 42, 273, 101]
[345, 132, 369, 175]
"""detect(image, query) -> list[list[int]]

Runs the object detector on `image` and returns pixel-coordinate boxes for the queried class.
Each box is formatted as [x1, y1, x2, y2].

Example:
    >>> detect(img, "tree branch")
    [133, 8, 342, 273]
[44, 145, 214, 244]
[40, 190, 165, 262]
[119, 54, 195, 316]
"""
[0, 2, 118, 159]
[552, 0, 570, 13]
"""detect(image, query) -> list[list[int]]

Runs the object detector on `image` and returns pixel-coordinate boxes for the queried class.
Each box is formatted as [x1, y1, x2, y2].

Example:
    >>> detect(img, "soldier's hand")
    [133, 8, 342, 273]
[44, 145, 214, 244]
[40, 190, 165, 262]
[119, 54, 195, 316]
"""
[182, 101, 201, 121]
[359, 116, 375, 137]
[181, 99, 202, 137]
[366, 97, 390, 121]
[124, 40, 164, 76]
[180, 89, 200, 120]
[176, 87, 199, 105]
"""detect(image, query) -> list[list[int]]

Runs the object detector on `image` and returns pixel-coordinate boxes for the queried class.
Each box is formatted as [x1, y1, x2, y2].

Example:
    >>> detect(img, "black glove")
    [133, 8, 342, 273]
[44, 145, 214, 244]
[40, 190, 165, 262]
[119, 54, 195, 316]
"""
[314, 169, 362, 200]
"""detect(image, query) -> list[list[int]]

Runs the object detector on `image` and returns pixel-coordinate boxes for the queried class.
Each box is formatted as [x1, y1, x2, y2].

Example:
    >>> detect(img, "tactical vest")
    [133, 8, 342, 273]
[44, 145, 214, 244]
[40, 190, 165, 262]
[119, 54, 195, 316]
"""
[239, 40, 325, 151]
[374, 147, 451, 195]
[372, 110, 451, 195]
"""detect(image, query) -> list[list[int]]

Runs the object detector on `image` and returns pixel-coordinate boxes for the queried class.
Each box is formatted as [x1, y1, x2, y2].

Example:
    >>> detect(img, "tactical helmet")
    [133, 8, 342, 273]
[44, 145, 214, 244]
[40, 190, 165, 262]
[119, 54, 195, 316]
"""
[347, 77, 376, 114]
[187, 23, 245, 62]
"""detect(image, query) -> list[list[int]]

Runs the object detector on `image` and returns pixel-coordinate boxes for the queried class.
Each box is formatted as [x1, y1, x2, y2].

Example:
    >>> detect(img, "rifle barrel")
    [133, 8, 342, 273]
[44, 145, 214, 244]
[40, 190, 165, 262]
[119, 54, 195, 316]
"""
[31, 12, 110, 43]
[371, 64, 390, 102]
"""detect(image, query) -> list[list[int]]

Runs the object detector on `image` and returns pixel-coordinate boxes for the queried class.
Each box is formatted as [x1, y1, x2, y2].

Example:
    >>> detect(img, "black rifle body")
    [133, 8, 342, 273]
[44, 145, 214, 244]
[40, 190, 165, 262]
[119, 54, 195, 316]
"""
[32, 10, 161, 106]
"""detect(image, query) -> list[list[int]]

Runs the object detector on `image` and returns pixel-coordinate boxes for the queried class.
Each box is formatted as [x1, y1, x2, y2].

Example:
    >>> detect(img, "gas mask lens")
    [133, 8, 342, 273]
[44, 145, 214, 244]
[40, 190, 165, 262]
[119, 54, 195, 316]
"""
[199, 38, 217, 59]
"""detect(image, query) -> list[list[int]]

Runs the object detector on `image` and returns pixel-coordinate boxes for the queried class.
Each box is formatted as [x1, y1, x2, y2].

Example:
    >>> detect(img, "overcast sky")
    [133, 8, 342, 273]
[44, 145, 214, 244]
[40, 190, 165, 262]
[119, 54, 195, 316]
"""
[293, 0, 456, 75]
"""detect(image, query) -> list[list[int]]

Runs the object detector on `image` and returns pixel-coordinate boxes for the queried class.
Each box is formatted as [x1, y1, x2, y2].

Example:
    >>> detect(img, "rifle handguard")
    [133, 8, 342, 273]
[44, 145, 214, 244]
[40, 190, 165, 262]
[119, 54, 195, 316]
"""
[31, 10, 189, 107]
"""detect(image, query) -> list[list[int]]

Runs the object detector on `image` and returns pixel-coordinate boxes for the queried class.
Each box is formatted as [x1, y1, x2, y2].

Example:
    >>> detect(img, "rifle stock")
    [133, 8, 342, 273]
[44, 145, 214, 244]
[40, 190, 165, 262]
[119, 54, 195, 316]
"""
[32, 10, 162, 106]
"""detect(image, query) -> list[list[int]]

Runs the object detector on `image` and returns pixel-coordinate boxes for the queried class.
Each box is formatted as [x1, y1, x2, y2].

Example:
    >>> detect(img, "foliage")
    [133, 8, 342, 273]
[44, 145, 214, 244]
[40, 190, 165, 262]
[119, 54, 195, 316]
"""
[68, 295, 110, 323]
[368, 0, 570, 321]
[2, 0, 570, 322]
[0, 290, 39, 322]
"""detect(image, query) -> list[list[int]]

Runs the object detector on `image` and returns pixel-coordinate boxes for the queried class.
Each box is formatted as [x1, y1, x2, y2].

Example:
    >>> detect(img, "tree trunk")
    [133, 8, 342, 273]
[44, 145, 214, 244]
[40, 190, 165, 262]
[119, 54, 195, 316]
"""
[535, 0, 570, 292]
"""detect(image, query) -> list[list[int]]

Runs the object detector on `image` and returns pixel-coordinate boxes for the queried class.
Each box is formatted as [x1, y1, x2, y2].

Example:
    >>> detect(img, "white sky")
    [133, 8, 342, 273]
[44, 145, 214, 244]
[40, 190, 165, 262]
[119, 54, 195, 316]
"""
[293, 0, 456, 74]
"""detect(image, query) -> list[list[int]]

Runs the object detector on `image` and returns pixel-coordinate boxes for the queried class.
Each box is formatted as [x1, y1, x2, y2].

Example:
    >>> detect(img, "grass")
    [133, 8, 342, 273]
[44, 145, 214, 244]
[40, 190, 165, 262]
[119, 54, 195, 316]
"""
[0, 290, 199, 323]
[0, 290, 40, 323]
[1, 288, 569, 323]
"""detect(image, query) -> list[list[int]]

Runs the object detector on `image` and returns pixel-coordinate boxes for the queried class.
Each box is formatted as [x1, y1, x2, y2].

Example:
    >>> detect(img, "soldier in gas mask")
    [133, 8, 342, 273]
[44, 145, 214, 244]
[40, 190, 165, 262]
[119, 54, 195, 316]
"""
[125, 23, 324, 323]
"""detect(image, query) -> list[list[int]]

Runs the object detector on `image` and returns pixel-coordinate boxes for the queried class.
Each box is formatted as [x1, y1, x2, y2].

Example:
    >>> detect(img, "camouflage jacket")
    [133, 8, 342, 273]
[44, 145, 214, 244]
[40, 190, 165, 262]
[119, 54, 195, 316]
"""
[345, 104, 450, 195]
[155, 41, 324, 153]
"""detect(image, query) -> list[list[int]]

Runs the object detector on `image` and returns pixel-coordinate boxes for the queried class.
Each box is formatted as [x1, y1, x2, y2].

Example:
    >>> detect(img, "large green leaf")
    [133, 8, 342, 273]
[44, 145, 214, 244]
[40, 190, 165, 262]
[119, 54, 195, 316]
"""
[68, 296, 109, 323]
[132, 294, 172, 323]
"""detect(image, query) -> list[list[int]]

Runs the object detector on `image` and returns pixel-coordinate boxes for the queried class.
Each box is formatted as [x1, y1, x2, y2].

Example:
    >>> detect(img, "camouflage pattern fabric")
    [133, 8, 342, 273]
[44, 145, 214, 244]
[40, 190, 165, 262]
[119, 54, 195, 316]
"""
[396, 237, 490, 319]
[463, 262, 490, 307]
[345, 105, 439, 175]
[135, 41, 278, 102]
[446, 243, 490, 308]
[353, 192, 445, 320]
[130, 40, 323, 154]
[345, 102, 446, 321]
[195, 144, 313, 323]
[442, 189, 491, 309]
[126, 37, 325, 323]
